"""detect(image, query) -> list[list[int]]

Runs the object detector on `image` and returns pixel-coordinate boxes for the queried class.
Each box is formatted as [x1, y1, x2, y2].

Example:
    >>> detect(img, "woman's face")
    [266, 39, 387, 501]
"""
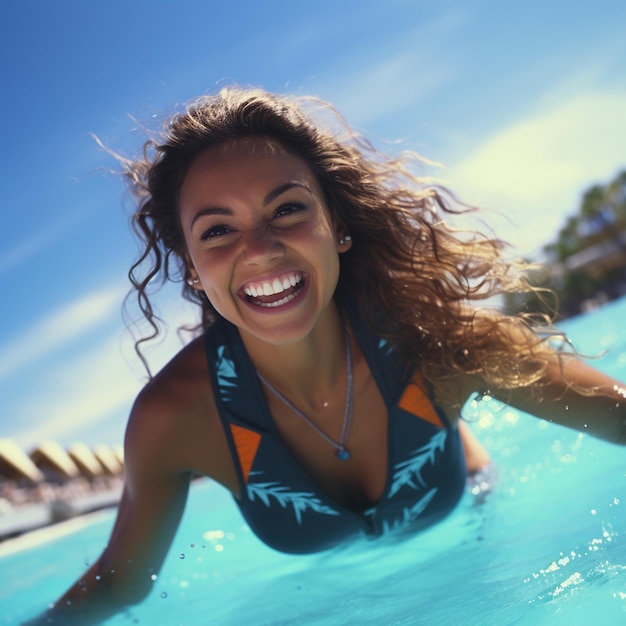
[178, 137, 350, 346]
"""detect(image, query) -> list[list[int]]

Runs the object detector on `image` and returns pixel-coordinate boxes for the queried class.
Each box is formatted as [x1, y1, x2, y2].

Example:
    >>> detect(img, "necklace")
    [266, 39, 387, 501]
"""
[256, 333, 354, 461]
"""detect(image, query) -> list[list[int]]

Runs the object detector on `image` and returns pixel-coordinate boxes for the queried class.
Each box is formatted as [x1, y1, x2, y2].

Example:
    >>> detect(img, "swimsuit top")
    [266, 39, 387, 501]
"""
[204, 307, 466, 554]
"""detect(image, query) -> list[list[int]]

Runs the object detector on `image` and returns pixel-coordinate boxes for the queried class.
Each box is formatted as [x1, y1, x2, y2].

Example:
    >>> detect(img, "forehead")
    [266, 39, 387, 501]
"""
[180, 137, 320, 204]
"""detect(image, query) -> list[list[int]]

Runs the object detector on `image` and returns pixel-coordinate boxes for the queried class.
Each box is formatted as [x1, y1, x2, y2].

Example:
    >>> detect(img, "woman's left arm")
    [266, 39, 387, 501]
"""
[492, 354, 626, 445]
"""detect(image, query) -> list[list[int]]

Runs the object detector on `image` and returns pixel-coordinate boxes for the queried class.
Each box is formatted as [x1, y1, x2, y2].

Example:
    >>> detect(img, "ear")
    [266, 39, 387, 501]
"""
[184, 254, 203, 290]
[329, 207, 352, 252]
[335, 225, 353, 253]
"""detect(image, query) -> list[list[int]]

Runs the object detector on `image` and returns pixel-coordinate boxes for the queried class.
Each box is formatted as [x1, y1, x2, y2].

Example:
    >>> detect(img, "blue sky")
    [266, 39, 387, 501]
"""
[2, 0, 625, 450]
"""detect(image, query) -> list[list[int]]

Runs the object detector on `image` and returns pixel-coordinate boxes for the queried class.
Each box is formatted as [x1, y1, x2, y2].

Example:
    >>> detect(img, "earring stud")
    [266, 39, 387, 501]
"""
[339, 234, 352, 245]
[187, 277, 200, 286]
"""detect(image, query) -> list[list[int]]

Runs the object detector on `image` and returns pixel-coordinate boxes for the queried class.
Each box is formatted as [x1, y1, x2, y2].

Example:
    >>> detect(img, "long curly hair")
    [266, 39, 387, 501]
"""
[119, 86, 556, 404]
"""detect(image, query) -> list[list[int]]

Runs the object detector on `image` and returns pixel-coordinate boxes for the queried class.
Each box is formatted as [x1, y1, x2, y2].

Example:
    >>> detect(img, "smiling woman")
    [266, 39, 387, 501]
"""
[25, 86, 626, 625]
[179, 137, 346, 348]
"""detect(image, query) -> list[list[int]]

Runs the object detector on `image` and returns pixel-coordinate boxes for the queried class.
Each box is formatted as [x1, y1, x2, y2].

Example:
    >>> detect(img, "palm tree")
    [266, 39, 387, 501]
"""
[579, 170, 626, 251]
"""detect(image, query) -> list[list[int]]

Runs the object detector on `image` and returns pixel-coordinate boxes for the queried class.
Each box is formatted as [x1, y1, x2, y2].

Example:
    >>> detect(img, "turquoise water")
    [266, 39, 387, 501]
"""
[1, 299, 625, 625]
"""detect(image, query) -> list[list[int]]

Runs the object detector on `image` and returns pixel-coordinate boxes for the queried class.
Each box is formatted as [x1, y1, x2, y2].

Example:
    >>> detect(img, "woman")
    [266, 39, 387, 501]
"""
[30, 87, 625, 624]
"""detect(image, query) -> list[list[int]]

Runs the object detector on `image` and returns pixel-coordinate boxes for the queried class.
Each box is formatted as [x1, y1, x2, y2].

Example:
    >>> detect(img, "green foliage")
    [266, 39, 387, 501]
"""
[507, 169, 626, 318]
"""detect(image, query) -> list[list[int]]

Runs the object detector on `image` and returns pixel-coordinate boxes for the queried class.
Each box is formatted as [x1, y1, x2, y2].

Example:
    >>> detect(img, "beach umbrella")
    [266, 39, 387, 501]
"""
[0, 438, 44, 483]
[30, 441, 80, 479]
[113, 444, 124, 467]
[93, 444, 123, 475]
[67, 442, 104, 479]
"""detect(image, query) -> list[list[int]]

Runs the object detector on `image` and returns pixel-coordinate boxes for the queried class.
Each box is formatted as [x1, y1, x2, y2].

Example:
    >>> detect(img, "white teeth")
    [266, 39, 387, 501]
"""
[243, 272, 302, 298]
[257, 292, 298, 308]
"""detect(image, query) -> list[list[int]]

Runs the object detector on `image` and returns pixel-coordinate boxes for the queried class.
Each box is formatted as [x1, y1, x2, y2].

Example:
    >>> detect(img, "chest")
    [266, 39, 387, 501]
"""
[266, 364, 389, 510]
[204, 317, 461, 509]
[235, 385, 463, 553]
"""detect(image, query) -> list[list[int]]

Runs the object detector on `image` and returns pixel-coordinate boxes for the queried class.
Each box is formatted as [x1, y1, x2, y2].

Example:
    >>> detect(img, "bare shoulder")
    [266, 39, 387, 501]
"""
[129, 336, 212, 435]
[125, 335, 238, 492]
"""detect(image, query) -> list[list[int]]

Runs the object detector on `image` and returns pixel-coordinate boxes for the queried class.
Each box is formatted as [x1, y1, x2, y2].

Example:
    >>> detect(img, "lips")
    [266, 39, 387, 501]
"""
[241, 271, 305, 308]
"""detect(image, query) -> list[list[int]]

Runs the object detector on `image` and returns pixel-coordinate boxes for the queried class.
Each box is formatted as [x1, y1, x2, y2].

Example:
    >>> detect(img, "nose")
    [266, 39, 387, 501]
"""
[241, 224, 284, 266]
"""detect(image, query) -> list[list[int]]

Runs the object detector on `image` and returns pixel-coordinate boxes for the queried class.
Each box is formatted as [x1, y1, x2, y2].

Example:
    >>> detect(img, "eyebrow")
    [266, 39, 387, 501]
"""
[189, 181, 312, 229]
[263, 181, 311, 205]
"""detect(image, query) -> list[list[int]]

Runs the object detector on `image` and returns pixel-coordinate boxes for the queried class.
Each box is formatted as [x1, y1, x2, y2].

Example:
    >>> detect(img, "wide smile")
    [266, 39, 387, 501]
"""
[240, 271, 307, 309]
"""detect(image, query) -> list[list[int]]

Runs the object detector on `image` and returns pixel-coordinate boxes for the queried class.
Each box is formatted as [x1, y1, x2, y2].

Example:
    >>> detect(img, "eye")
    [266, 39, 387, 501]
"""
[273, 202, 305, 219]
[200, 224, 233, 240]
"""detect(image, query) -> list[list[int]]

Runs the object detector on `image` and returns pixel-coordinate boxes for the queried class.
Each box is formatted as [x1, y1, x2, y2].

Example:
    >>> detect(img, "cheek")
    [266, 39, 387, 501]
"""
[201, 286, 236, 322]
[193, 258, 235, 308]
[201, 273, 232, 301]
[312, 212, 337, 239]
[192, 242, 239, 283]
[318, 240, 341, 289]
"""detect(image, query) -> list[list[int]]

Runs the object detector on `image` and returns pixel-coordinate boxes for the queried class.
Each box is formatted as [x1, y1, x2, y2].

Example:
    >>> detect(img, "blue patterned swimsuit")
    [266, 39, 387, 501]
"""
[204, 308, 466, 554]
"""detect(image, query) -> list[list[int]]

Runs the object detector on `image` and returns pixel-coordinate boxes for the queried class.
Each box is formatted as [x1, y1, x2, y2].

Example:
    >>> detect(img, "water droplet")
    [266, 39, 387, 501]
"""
[95, 575, 102, 581]
[190, 543, 195, 548]
[161, 592, 168, 599]
[591, 509, 597, 515]
[179, 553, 185, 559]
[151, 574, 158, 581]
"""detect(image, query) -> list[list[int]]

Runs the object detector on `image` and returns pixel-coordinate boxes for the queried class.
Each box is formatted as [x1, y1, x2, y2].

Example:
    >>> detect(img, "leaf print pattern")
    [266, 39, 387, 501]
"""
[389, 430, 447, 497]
[382, 488, 438, 534]
[247, 472, 340, 524]
[215, 345, 238, 403]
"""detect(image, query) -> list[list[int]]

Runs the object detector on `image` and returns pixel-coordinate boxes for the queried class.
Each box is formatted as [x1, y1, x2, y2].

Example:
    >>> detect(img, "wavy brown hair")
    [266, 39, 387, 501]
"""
[119, 86, 556, 403]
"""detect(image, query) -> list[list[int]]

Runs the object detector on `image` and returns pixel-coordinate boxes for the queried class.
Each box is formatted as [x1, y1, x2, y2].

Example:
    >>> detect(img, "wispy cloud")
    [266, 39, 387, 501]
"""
[329, 52, 455, 128]
[316, 12, 467, 129]
[448, 91, 626, 253]
[0, 209, 88, 275]
[11, 328, 141, 447]
[0, 284, 127, 379]
[9, 293, 200, 448]
[0, 232, 57, 275]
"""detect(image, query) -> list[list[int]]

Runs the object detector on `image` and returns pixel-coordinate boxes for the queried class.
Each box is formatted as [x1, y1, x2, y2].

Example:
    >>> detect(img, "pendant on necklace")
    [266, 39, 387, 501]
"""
[335, 449, 350, 461]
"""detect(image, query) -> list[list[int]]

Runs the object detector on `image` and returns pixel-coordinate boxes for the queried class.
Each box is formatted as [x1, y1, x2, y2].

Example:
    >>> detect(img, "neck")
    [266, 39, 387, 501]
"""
[240, 303, 347, 411]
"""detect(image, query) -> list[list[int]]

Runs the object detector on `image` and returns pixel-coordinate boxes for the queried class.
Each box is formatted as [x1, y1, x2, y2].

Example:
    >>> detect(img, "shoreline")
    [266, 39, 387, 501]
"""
[0, 484, 122, 546]
[0, 507, 116, 558]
